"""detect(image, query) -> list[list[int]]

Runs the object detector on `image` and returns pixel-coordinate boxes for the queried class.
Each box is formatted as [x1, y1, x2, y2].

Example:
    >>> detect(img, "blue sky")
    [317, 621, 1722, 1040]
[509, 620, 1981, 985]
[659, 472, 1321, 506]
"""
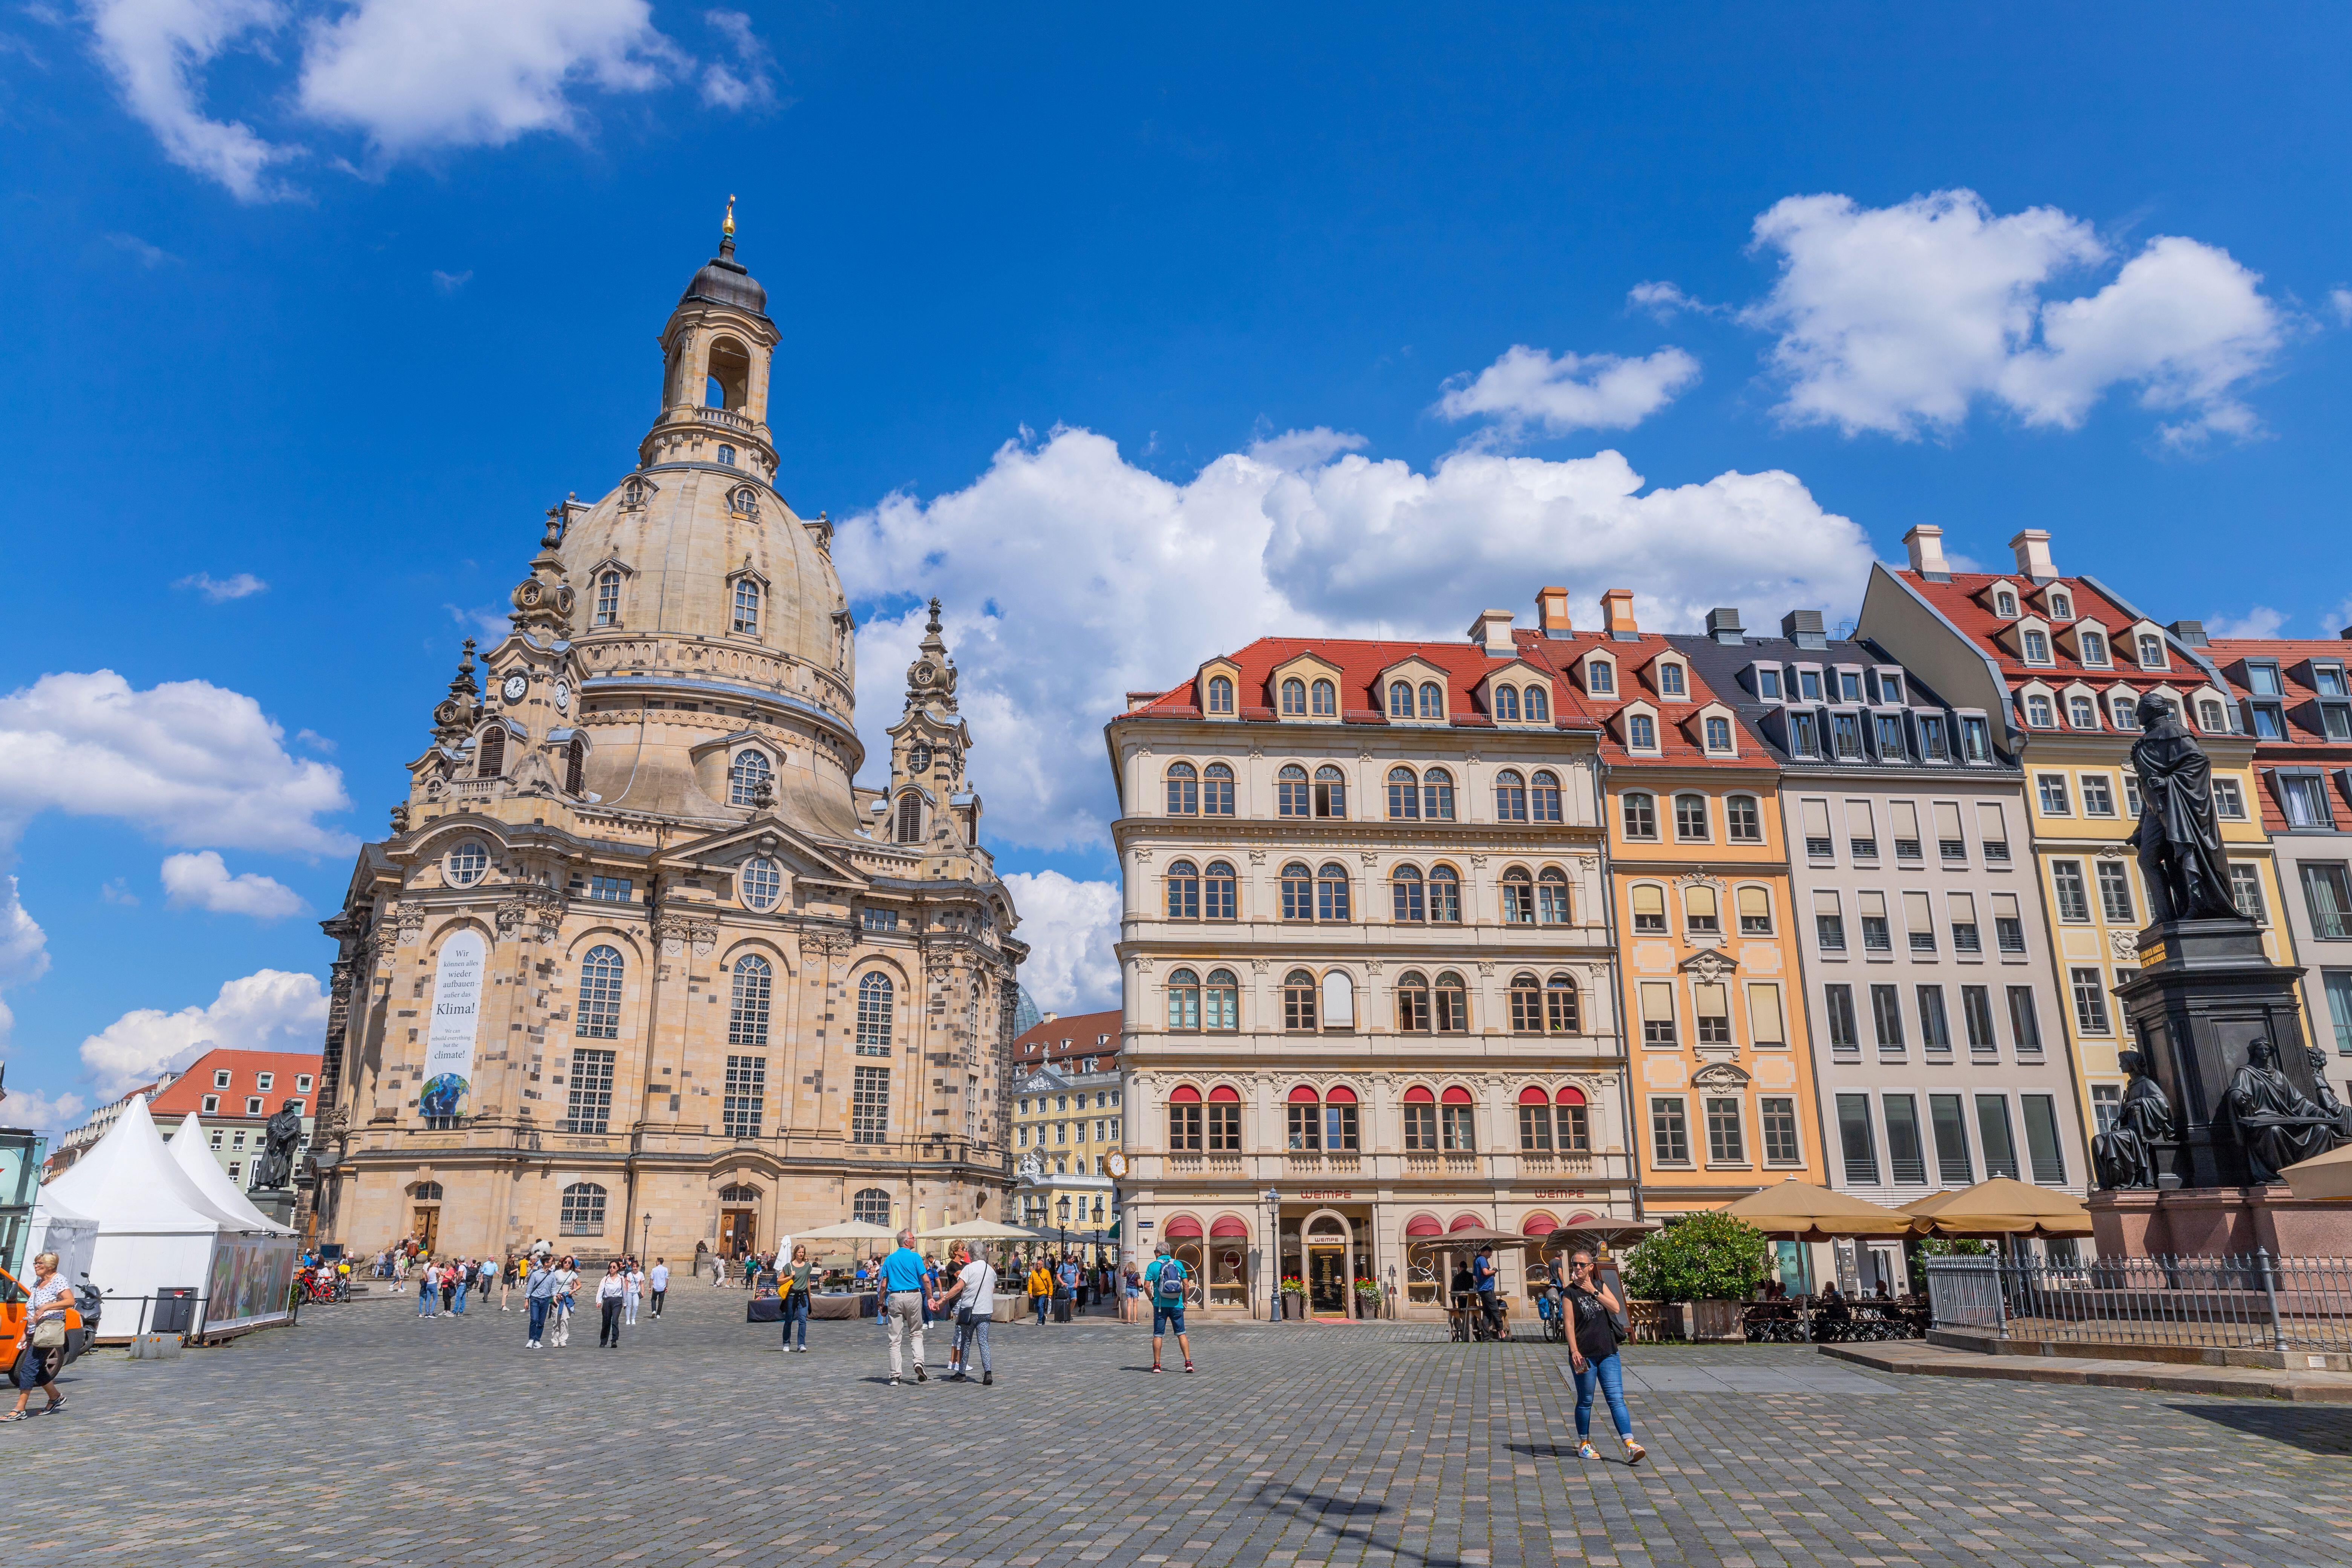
[3, 3, 2350, 1132]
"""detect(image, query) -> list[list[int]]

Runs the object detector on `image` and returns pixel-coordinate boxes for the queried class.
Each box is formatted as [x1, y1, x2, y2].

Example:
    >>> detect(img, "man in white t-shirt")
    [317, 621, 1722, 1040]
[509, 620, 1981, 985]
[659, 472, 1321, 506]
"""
[649, 1259, 671, 1318]
[931, 1245, 999, 1386]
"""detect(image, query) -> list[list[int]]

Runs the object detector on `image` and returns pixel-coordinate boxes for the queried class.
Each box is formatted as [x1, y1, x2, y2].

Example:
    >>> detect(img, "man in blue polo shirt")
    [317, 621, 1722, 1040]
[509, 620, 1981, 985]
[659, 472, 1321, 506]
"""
[880, 1228, 929, 1385]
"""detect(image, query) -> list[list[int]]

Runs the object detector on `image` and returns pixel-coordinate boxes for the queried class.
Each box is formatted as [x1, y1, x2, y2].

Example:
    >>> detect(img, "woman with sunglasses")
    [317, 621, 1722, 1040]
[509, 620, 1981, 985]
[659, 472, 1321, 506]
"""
[1563, 1248, 1645, 1466]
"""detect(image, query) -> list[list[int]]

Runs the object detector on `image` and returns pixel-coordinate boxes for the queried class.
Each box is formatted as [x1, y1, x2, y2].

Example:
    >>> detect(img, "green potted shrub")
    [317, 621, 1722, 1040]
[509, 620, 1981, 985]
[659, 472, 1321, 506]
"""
[1622, 1213, 1769, 1341]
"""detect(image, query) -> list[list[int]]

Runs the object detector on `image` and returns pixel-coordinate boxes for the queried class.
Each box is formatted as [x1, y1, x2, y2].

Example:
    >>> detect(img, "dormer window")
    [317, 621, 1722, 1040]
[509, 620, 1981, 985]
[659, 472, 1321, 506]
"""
[2078, 629, 2109, 666]
[1995, 590, 2018, 617]
[1494, 685, 1520, 722]
[728, 748, 772, 807]
[1311, 678, 1337, 717]
[1797, 668, 1823, 701]
[1789, 712, 1821, 757]
[1525, 685, 1549, 723]
[2198, 698, 2226, 733]
[2026, 695, 2055, 728]
[2136, 633, 2165, 669]
[1658, 662, 1686, 698]
[1281, 678, 1307, 716]
[729, 485, 759, 519]
[2068, 695, 2096, 729]
[1876, 673, 1903, 704]
[1756, 666, 1782, 700]
[2021, 629, 2050, 663]
[2110, 694, 2140, 730]
[1205, 675, 1234, 715]
[1419, 681, 1444, 718]
[2316, 665, 2350, 698]
[2048, 590, 2073, 619]
[1628, 713, 1657, 750]
[1586, 659, 1615, 695]
[594, 570, 622, 627]
[716, 444, 737, 467]
[1918, 714, 1949, 760]
[1837, 670, 1863, 703]
[1388, 680, 1413, 716]
[1873, 713, 1906, 757]
[732, 577, 761, 635]
[1703, 716, 1733, 752]
[2246, 663, 2283, 697]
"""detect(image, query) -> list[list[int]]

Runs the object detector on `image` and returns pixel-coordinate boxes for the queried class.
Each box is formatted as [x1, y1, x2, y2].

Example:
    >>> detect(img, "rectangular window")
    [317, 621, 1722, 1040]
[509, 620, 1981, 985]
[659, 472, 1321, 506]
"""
[2302, 865, 2352, 939]
[1649, 1098, 1690, 1165]
[1848, 798, 1878, 860]
[1962, 986, 1996, 1054]
[722, 1054, 766, 1138]
[862, 907, 899, 932]
[1870, 984, 1905, 1051]
[2097, 862, 2136, 924]
[1993, 892, 2027, 954]
[564, 1048, 615, 1134]
[1167, 1102, 1201, 1152]
[1814, 890, 1846, 952]
[1977, 802, 2009, 861]
[1791, 711, 1821, 757]
[1859, 891, 1891, 952]
[2038, 773, 2072, 816]
[2007, 987, 2044, 1054]
[2323, 969, 2352, 1053]
[1759, 1098, 1801, 1165]
[1705, 1098, 1746, 1164]
[1892, 800, 1922, 861]
[1286, 1101, 1321, 1152]
[1883, 1094, 1927, 1184]
[1917, 985, 1951, 1052]
[1833, 712, 1865, 759]
[1836, 1093, 1879, 1185]
[1904, 890, 1937, 954]
[1686, 982, 1732, 1045]
[1440, 1104, 1476, 1152]
[851, 1066, 891, 1144]
[1930, 1093, 1974, 1184]
[2021, 1095, 2067, 1185]
[1948, 891, 1980, 954]
[1747, 983, 1786, 1047]
[2081, 775, 2115, 816]
[1976, 1095, 2020, 1180]
[2231, 863, 2267, 922]
[2052, 861, 2091, 922]
[1403, 1101, 1437, 1152]
[2215, 777, 2246, 819]
[1519, 1103, 1554, 1152]
[1802, 798, 1833, 858]
[1824, 984, 1859, 1050]
[1207, 1101, 1240, 1152]
[2092, 1083, 2121, 1134]
[2070, 967, 2111, 1034]
[1639, 982, 1678, 1046]
[588, 876, 633, 903]
[2278, 775, 2334, 828]
[1961, 715, 1991, 761]
[1920, 714, 1949, 760]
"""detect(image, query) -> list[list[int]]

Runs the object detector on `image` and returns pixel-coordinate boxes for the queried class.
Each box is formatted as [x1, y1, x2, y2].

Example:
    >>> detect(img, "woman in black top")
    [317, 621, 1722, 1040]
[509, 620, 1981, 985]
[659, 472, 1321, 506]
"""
[1563, 1248, 1645, 1465]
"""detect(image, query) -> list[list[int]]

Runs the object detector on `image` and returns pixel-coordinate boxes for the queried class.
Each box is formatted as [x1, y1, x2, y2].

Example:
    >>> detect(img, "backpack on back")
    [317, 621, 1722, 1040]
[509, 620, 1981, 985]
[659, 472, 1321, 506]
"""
[1154, 1259, 1187, 1303]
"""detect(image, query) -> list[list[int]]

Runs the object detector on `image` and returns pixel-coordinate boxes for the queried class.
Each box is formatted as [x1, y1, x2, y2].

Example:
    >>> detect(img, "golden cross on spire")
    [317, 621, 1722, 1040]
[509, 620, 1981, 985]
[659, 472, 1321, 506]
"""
[723, 193, 736, 237]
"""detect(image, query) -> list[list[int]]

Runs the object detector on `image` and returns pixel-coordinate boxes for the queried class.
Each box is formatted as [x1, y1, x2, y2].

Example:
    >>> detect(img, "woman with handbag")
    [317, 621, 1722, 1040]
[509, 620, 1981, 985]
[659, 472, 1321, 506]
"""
[1563, 1248, 1645, 1466]
[7, 1251, 73, 1420]
[932, 1244, 997, 1385]
[780, 1245, 813, 1353]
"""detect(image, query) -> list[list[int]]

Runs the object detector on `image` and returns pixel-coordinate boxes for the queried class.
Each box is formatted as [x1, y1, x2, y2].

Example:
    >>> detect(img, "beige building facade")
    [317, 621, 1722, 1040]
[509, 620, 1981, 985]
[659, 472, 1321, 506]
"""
[308, 218, 1027, 1262]
[1111, 617, 1637, 1321]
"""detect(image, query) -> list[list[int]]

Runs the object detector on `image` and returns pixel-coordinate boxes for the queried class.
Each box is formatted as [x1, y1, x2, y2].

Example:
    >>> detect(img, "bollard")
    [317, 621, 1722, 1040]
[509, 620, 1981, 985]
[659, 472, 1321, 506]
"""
[2257, 1247, 2287, 1354]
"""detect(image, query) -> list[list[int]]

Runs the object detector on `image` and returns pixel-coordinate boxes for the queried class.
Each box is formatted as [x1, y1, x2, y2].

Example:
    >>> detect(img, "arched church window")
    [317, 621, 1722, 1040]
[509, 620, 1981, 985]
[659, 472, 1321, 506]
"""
[732, 578, 761, 635]
[728, 749, 772, 808]
[716, 444, 737, 467]
[446, 839, 488, 887]
[565, 735, 586, 795]
[476, 726, 505, 779]
[576, 947, 623, 1039]
[855, 973, 894, 1055]
[729, 955, 771, 1047]
[622, 478, 645, 510]
[895, 792, 923, 843]
[594, 571, 621, 627]
[739, 856, 781, 911]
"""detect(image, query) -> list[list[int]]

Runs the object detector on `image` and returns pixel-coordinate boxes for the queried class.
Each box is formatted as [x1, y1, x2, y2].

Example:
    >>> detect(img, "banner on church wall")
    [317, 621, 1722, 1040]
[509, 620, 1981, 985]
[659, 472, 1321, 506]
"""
[421, 928, 487, 1121]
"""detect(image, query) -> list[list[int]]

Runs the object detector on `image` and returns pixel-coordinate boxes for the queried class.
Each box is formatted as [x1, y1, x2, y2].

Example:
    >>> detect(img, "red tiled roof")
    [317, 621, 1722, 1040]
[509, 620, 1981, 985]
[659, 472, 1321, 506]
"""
[1518, 629, 1776, 771]
[1122, 635, 1603, 731]
[1896, 569, 2212, 695]
[2206, 635, 2352, 831]
[147, 1048, 325, 1121]
[1012, 1008, 1124, 1066]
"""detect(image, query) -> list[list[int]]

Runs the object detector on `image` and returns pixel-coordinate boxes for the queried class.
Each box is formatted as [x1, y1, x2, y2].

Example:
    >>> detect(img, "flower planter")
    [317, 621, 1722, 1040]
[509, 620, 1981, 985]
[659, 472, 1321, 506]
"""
[1690, 1298, 1746, 1342]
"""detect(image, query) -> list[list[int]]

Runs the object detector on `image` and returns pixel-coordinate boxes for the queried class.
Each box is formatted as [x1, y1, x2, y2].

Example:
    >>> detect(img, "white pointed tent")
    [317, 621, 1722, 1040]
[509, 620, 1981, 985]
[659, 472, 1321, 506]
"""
[167, 1113, 295, 1234]
[40, 1095, 293, 1338]
[24, 1186, 98, 1294]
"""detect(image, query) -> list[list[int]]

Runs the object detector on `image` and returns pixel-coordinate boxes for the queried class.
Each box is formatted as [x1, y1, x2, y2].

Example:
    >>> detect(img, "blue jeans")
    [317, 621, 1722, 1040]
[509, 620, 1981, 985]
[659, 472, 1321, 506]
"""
[527, 1298, 549, 1342]
[1152, 1303, 1187, 1337]
[453, 1282, 468, 1314]
[962, 1318, 991, 1374]
[417, 1286, 435, 1317]
[781, 1294, 808, 1351]
[1034, 1295, 1049, 1326]
[1572, 1350, 1633, 1439]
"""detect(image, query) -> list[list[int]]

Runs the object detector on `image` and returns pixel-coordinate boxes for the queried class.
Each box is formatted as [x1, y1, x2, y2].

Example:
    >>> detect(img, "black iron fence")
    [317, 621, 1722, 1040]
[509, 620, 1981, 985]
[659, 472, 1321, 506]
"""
[1925, 1252, 2352, 1352]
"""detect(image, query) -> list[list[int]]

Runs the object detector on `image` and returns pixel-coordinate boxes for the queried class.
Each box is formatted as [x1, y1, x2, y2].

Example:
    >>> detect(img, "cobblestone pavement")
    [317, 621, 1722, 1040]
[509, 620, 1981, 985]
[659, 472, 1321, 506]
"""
[10, 1284, 2352, 1567]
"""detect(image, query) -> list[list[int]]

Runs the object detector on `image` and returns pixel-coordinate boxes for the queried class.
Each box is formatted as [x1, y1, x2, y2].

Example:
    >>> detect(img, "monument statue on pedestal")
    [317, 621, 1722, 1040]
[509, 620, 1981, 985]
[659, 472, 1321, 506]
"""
[2126, 691, 2240, 923]
[2220, 1039, 2342, 1184]
[2309, 1047, 2352, 1143]
[2093, 1049, 2172, 1190]
[254, 1097, 306, 1191]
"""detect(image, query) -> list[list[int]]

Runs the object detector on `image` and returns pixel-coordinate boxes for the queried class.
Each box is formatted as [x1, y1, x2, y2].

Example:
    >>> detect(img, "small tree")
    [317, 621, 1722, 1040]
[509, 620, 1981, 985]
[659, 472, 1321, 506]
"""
[1621, 1213, 1770, 1303]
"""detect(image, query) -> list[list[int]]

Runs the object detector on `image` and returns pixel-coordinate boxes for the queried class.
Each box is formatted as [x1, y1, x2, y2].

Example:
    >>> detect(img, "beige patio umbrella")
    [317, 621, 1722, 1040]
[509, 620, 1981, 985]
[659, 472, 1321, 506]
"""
[918, 1218, 1038, 1240]
[1899, 1177, 2092, 1238]
[1718, 1179, 1920, 1241]
[792, 1219, 899, 1242]
[2281, 1142, 2352, 1201]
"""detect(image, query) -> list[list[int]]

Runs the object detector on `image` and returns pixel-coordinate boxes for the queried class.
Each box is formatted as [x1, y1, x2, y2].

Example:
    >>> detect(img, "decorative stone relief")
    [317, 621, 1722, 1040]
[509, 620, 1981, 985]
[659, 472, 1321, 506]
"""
[2107, 929, 2142, 959]
[394, 901, 426, 945]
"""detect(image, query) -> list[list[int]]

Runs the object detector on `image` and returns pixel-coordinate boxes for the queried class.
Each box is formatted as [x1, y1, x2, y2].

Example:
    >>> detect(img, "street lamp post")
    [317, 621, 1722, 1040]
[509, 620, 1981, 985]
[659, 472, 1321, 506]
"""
[1267, 1187, 1285, 1323]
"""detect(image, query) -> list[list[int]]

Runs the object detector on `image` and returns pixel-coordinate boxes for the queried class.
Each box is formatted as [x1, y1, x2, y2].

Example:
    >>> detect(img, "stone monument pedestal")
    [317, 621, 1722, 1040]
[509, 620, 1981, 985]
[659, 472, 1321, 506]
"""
[2091, 1184, 2352, 1258]
[248, 1188, 299, 1228]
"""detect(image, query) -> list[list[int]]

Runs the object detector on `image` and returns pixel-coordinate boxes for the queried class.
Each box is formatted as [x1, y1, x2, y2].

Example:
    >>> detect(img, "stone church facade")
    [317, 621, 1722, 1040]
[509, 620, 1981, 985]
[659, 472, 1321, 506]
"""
[307, 215, 1027, 1263]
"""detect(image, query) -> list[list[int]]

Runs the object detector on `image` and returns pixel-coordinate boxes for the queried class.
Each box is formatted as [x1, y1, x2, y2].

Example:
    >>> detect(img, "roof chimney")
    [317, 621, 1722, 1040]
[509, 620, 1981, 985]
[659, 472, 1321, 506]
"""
[1600, 588, 1639, 642]
[2168, 619, 2209, 648]
[1468, 609, 1516, 655]
[1903, 524, 1951, 579]
[1535, 586, 1573, 639]
[1781, 609, 1828, 650]
[1705, 607, 1746, 645]
[2009, 529, 2056, 582]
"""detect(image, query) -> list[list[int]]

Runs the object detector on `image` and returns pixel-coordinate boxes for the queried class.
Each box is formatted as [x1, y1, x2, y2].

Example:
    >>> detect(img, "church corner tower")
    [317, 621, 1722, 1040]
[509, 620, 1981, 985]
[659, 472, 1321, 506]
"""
[306, 209, 1029, 1263]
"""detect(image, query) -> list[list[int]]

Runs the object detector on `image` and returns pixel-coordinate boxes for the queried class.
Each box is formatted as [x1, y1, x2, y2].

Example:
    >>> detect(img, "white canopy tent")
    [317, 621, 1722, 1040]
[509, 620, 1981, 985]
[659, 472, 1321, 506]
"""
[24, 1187, 98, 1293]
[167, 1113, 294, 1233]
[41, 1096, 288, 1338]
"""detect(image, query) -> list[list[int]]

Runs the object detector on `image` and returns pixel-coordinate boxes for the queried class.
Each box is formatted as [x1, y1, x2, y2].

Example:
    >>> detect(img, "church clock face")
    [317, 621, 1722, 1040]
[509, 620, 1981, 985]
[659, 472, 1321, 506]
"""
[554, 681, 571, 712]
[1105, 1151, 1130, 1180]
[501, 673, 528, 704]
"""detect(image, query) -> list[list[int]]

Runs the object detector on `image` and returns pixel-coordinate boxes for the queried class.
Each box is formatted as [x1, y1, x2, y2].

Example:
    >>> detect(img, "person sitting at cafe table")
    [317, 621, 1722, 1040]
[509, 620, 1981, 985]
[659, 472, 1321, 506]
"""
[1817, 1284, 1851, 1321]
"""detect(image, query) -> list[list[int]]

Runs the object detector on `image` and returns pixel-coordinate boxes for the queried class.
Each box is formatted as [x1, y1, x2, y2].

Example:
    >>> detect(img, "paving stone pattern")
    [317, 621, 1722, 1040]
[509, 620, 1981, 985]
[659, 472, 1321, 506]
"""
[10, 1284, 2352, 1567]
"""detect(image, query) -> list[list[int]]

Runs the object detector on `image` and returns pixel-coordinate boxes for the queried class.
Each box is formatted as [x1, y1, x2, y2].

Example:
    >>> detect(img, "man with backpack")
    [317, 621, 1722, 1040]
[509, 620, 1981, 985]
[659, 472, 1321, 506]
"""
[1141, 1243, 1194, 1375]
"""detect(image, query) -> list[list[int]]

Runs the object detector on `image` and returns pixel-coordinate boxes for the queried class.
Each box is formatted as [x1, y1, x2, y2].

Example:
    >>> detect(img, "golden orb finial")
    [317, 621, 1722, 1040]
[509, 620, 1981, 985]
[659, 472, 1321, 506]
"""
[723, 194, 736, 237]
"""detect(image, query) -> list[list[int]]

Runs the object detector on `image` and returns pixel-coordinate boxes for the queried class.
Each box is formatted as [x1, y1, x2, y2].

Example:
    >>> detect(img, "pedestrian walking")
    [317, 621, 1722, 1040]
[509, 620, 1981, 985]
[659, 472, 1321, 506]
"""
[1057, 1255, 1079, 1317]
[780, 1245, 812, 1352]
[524, 1256, 557, 1347]
[1142, 1243, 1194, 1374]
[597, 1261, 627, 1349]
[439, 1260, 458, 1313]
[1026, 1258, 1052, 1326]
[416, 1262, 438, 1318]
[499, 1255, 515, 1313]
[1563, 1248, 1645, 1466]
[624, 1260, 644, 1326]
[5, 1251, 73, 1421]
[649, 1258, 669, 1318]
[452, 1259, 470, 1315]
[879, 1228, 928, 1385]
[1121, 1262, 1142, 1324]
[932, 1245, 997, 1385]
[551, 1257, 579, 1347]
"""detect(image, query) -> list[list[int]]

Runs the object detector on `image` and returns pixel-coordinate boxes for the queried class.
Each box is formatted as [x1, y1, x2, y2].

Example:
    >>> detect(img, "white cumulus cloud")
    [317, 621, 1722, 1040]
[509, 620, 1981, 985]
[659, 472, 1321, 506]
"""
[297, 0, 683, 157]
[837, 426, 1874, 854]
[2205, 606, 2288, 640]
[79, 0, 292, 201]
[173, 570, 267, 601]
[1435, 344, 1700, 436]
[0, 669, 352, 854]
[0, 1080, 88, 1138]
[1737, 188, 2285, 443]
[0, 872, 51, 1047]
[699, 8, 772, 110]
[1000, 871, 1121, 1013]
[79, 968, 326, 1098]
[162, 849, 305, 918]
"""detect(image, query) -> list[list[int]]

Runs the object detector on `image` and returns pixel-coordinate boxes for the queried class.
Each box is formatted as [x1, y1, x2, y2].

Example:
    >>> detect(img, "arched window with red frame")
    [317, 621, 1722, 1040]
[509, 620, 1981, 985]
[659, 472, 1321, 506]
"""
[1402, 1085, 1438, 1151]
[1206, 1084, 1242, 1152]
[1323, 1084, 1359, 1151]
[1439, 1086, 1477, 1152]
[1285, 1084, 1322, 1151]
[1167, 1084, 1202, 1152]
[1556, 1085, 1591, 1153]
[1517, 1085, 1555, 1151]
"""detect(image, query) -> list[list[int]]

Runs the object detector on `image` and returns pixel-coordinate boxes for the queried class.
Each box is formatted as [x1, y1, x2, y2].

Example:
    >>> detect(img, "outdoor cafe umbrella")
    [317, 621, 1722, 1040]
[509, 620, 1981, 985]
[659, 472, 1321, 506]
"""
[1718, 1179, 1921, 1241]
[792, 1219, 898, 1242]
[1898, 1177, 2093, 1239]
[2280, 1142, 2352, 1202]
[919, 1218, 1039, 1240]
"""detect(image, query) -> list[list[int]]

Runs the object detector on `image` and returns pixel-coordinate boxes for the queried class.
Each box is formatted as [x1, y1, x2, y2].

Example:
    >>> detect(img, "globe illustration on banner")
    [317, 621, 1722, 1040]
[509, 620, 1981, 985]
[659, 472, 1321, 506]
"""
[420, 1073, 470, 1119]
